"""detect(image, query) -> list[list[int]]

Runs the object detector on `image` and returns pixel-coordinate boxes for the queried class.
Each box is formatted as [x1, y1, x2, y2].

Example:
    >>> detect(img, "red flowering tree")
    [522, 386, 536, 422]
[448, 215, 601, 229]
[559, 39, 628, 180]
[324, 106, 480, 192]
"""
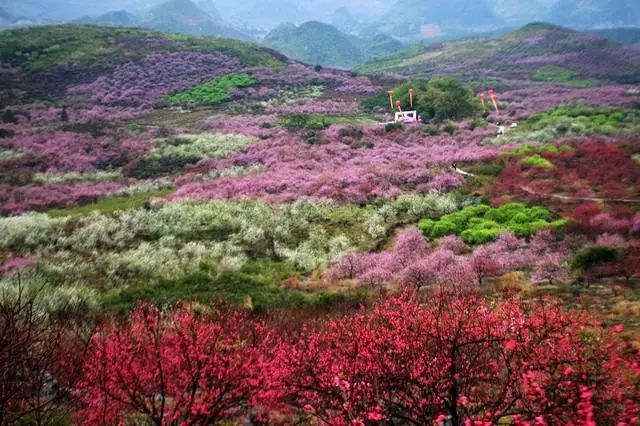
[278, 291, 640, 425]
[75, 304, 277, 425]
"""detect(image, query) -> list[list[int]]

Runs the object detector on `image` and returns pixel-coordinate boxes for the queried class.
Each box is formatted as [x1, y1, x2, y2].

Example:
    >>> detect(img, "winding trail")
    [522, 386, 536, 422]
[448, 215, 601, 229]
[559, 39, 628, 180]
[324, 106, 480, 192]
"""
[452, 167, 476, 177]
[520, 186, 640, 204]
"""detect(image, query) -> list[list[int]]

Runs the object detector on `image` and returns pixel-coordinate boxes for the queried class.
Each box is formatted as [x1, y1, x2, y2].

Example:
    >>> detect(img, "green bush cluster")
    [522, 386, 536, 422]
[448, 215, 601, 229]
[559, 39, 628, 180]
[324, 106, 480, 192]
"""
[520, 154, 555, 169]
[443, 122, 459, 135]
[126, 133, 255, 179]
[280, 114, 330, 131]
[503, 143, 573, 161]
[159, 73, 257, 107]
[497, 105, 640, 145]
[103, 260, 367, 314]
[504, 104, 640, 144]
[532, 65, 597, 88]
[468, 118, 487, 130]
[362, 77, 478, 122]
[571, 247, 618, 271]
[419, 203, 567, 244]
[385, 122, 404, 133]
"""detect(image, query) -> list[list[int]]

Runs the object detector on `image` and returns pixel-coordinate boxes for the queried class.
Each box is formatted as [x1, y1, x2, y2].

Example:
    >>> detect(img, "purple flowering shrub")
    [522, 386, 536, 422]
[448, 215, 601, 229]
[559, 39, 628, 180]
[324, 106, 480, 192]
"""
[501, 84, 638, 120]
[69, 52, 242, 109]
[0, 181, 124, 215]
[326, 227, 569, 288]
[170, 124, 499, 204]
[2, 132, 148, 174]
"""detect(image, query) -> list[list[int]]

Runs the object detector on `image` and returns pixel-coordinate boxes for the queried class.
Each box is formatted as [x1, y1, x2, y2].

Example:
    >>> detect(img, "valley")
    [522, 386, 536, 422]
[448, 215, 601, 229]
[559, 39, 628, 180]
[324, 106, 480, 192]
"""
[1, 19, 640, 425]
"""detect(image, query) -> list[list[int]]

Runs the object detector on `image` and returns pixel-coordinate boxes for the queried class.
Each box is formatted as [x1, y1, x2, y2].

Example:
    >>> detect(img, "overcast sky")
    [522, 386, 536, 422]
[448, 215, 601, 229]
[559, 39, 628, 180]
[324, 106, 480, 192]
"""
[2, 0, 393, 20]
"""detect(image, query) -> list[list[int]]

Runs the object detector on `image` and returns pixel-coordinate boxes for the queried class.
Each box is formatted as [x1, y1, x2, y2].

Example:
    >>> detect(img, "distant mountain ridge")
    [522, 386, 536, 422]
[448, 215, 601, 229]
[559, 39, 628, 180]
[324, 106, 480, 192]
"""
[592, 27, 640, 45]
[263, 20, 402, 67]
[195, 0, 222, 21]
[371, 0, 506, 41]
[141, 0, 247, 39]
[76, 10, 139, 27]
[487, 0, 546, 25]
[77, 0, 248, 40]
[382, 0, 501, 27]
[331, 7, 361, 34]
[217, 0, 308, 30]
[550, 0, 640, 28]
[362, 0, 638, 40]
[359, 22, 640, 84]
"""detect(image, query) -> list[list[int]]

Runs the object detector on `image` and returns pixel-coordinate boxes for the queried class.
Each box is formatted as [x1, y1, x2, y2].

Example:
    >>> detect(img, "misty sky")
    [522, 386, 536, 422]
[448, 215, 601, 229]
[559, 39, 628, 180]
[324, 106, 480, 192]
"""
[1, 0, 566, 23]
[2, 0, 398, 20]
[7, 0, 638, 34]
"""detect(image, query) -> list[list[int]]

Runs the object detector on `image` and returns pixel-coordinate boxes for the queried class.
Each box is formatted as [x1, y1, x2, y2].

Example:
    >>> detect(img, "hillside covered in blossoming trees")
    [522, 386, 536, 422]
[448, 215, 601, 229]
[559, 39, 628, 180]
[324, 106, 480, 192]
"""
[1, 23, 640, 425]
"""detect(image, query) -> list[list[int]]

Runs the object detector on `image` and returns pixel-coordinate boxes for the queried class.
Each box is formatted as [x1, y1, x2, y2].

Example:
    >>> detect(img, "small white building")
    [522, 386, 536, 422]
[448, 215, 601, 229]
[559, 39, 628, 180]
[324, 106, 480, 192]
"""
[395, 111, 418, 123]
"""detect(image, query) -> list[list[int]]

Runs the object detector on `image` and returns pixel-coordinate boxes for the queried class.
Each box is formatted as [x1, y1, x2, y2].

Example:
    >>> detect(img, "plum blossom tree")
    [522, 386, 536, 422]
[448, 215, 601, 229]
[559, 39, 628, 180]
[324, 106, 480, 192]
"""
[530, 253, 569, 285]
[75, 304, 277, 425]
[278, 292, 640, 425]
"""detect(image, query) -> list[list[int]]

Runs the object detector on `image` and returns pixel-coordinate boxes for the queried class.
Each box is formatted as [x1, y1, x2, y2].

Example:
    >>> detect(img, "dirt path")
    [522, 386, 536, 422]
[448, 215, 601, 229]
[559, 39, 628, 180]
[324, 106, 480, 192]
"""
[520, 186, 640, 204]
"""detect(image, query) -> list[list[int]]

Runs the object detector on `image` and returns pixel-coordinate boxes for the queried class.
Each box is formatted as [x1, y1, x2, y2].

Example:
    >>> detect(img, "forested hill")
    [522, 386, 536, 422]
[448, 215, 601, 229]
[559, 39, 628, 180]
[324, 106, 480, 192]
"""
[359, 22, 640, 85]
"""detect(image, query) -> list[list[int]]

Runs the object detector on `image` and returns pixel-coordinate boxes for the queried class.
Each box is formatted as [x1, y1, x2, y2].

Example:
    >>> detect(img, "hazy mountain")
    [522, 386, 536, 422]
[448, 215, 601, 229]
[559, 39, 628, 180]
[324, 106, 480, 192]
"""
[72, 0, 247, 39]
[195, 0, 222, 21]
[216, 0, 308, 30]
[140, 0, 248, 39]
[331, 7, 361, 34]
[592, 27, 640, 45]
[4, 0, 637, 36]
[486, 0, 547, 25]
[383, 0, 500, 27]
[75, 10, 141, 27]
[377, 0, 501, 40]
[550, 0, 640, 28]
[264, 20, 401, 67]
[1, 0, 149, 21]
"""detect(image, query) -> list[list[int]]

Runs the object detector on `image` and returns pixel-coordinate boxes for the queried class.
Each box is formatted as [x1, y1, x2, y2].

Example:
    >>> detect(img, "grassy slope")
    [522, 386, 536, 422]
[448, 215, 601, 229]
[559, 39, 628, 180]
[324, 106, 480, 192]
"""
[0, 24, 285, 72]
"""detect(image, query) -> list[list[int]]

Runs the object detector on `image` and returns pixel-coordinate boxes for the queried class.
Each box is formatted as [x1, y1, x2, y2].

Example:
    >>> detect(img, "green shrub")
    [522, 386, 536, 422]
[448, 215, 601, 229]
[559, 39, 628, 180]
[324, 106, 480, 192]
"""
[533, 65, 578, 82]
[385, 122, 404, 133]
[361, 91, 391, 111]
[443, 122, 458, 135]
[281, 113, 311, 131]
[520, 154, 554, 169]
[531, 65, 596, 87]
[503, 104, 640, 144]
[572, 247, 618, 271]
[363, 77, 478, 122]
[338, 126, 364, 140]
[279, 114, 331, 131]
[423, 124, 439, 136]
[127, 122, 143, 133]
[468, 118, 487, 130]
[158, 73, 257, 107]
[306, 116, 329, 130]
[126, 133, 255, 179]
[419, 203, 566, 243]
